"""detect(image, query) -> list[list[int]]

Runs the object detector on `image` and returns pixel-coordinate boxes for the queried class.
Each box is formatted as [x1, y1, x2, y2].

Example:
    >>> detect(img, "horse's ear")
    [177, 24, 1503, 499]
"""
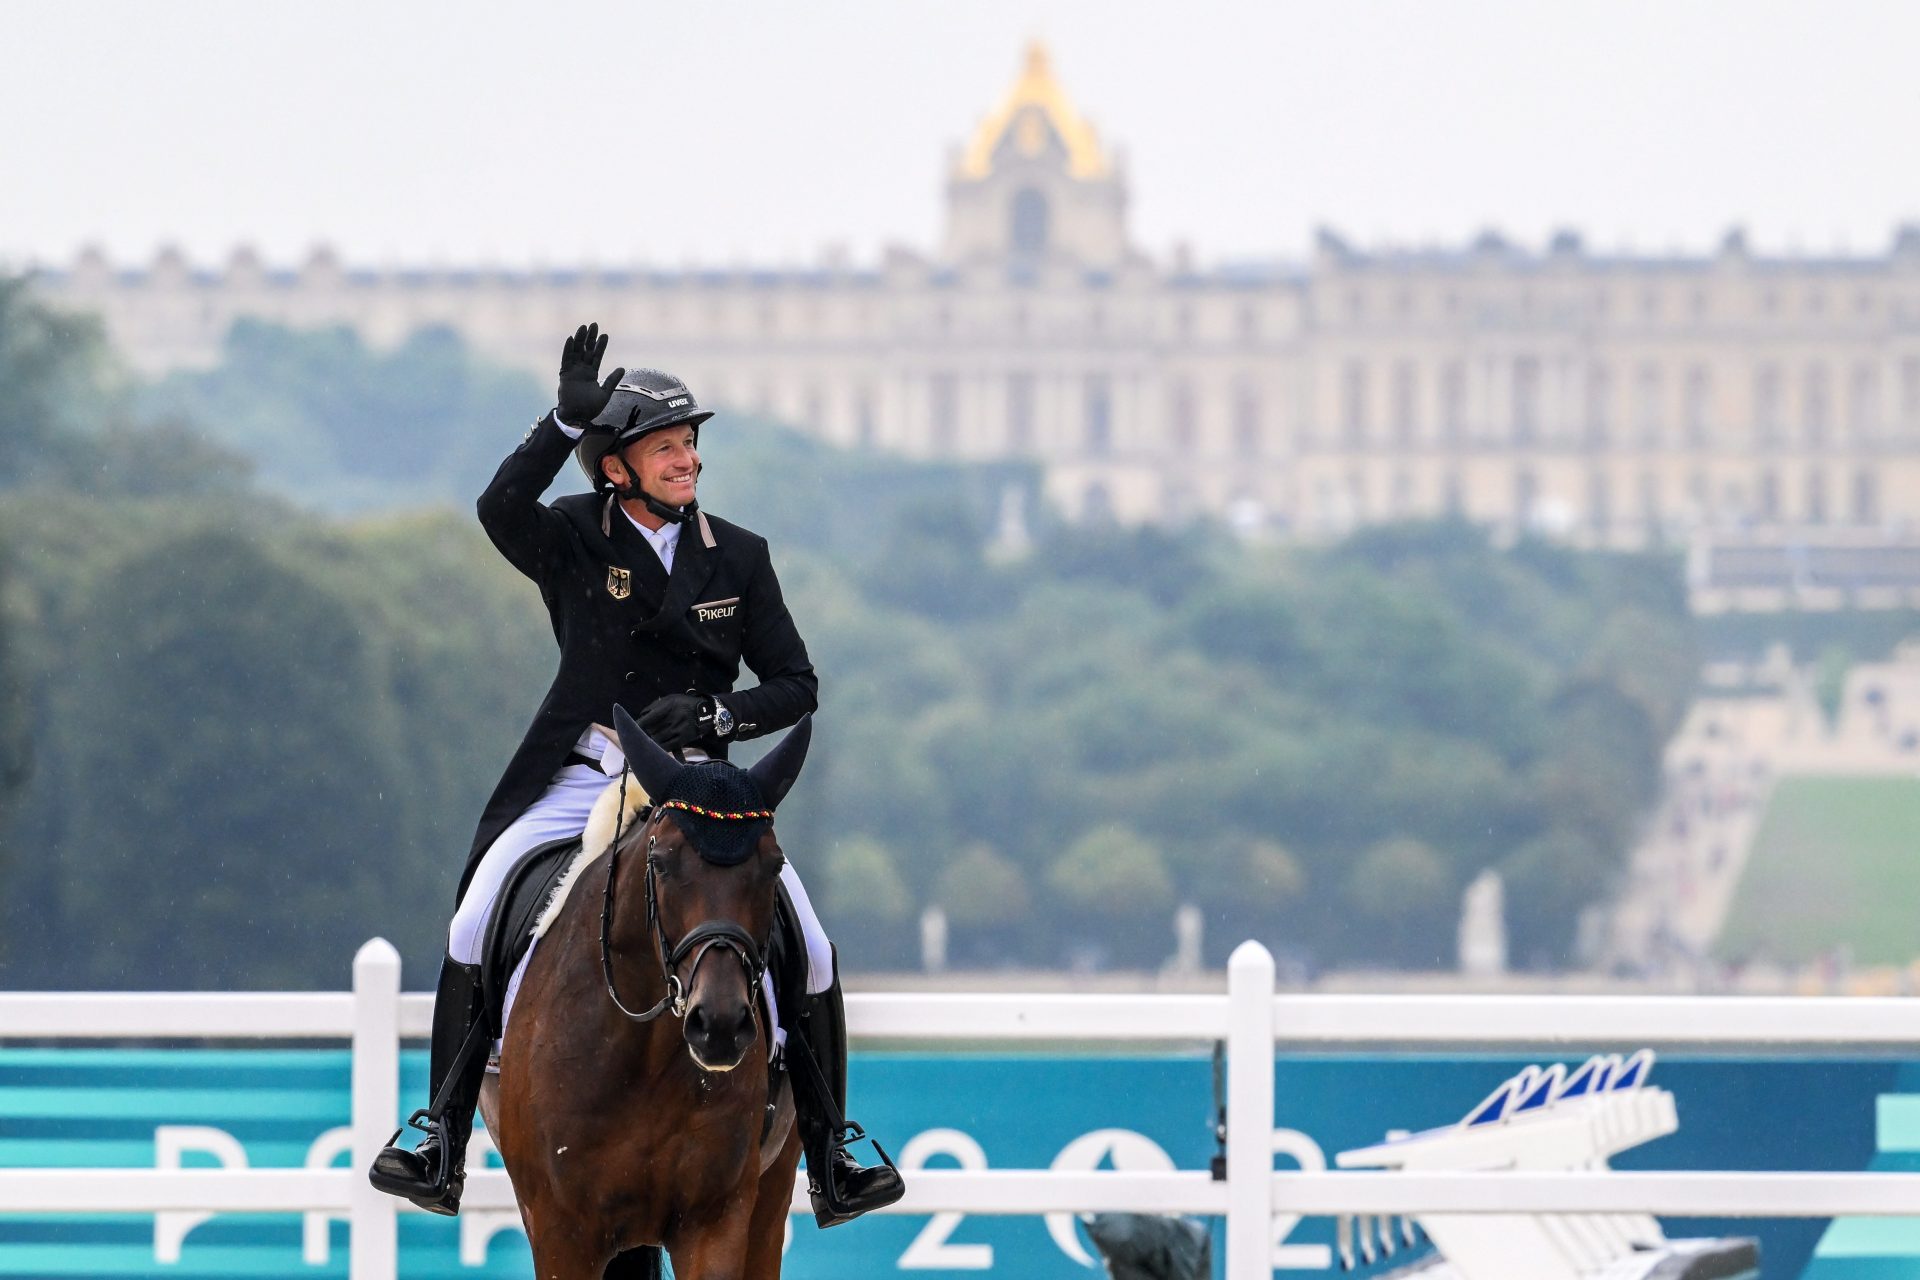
[747, 715, 811, 811]
[613, 704, 682, 801]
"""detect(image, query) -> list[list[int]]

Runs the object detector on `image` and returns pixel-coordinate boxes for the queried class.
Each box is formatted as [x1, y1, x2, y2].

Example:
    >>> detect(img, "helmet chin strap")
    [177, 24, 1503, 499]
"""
[639, 490, 698, 525]
[609, 461, 702, 526]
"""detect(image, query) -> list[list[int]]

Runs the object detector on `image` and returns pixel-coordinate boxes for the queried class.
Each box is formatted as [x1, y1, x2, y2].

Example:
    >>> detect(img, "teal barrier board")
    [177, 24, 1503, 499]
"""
[0, 1049, 1914, 1278]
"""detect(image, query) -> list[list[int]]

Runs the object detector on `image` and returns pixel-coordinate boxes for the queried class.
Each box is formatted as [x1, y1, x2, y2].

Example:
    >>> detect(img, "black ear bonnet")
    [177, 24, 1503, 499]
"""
[653, 763, 772, 865]
[610, 707, 812, 866]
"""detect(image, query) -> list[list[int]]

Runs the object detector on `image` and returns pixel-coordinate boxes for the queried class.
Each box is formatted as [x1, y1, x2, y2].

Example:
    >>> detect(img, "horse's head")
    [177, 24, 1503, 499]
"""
[612, 705, 811, 1073]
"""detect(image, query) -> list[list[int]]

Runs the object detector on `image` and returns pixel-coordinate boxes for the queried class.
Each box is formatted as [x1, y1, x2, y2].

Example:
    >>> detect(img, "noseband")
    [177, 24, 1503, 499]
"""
[599, 807, 770, 1026]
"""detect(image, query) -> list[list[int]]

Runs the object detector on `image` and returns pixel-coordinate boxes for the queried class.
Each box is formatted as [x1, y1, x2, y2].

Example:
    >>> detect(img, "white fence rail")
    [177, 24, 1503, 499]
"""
[2, 937, 1918, 1278]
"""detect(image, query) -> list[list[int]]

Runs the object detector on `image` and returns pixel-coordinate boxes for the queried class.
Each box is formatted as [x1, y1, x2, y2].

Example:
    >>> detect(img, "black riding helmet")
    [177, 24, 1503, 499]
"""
[573, 367, 716, 494]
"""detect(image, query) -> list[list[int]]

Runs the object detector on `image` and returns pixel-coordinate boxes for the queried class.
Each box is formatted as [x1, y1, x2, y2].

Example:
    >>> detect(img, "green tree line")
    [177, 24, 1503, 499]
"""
[0, 285, 1697, 987]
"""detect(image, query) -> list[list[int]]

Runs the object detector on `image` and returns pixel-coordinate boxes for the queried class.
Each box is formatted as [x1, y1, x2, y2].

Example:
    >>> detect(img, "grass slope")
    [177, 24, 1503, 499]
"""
[1717, 776, 1920, 966]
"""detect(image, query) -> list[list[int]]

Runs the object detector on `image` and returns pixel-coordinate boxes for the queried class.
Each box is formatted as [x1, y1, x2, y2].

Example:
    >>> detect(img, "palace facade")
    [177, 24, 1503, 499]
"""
[30, 44, 1920, 603]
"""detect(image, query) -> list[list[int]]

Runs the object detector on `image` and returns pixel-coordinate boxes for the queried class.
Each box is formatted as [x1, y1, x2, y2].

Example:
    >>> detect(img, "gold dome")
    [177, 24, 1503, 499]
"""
[960, 41, 1108, 180]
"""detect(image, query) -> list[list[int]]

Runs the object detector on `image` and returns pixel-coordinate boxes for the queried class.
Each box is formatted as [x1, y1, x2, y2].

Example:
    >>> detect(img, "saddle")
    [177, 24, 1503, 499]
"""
[480, 835, 583, 1033]
[478, 829, 810, 1057]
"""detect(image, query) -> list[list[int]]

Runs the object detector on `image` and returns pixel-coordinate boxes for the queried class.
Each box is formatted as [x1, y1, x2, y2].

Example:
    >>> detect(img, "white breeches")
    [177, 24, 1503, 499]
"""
[448, 763, 835, 994]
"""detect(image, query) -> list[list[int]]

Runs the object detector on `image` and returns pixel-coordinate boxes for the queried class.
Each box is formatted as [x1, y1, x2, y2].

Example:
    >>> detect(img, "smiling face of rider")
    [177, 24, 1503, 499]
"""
[601, 424, 700, 529]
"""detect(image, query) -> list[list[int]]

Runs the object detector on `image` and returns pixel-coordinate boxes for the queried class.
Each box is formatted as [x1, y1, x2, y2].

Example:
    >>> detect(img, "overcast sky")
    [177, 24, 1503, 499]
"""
[5, 0, 1917, 271]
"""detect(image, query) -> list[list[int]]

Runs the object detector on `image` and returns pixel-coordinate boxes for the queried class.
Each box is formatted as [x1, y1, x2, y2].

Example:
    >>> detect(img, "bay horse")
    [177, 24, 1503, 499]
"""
[478, 706, 810, 1279]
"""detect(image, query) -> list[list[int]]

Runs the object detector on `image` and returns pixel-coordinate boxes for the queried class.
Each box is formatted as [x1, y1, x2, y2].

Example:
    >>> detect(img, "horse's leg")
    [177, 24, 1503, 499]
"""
[742, 1126, 804, 1280]
[667, 1209, 755, 1280]
[525, 1220, 610, 1280]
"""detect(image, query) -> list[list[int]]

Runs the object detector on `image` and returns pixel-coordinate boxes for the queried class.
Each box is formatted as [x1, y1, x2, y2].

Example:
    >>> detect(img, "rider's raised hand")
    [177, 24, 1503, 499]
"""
[557, 323, 626, 428]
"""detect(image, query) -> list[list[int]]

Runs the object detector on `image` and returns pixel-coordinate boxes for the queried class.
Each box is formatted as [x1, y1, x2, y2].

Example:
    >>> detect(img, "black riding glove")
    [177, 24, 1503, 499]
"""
[637, 694, 708, 752]
[556, 322, 625, 429]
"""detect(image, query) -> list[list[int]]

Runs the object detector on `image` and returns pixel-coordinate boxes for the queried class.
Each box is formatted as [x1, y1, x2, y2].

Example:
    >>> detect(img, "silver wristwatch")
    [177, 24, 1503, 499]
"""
[710, 698, 735, 738]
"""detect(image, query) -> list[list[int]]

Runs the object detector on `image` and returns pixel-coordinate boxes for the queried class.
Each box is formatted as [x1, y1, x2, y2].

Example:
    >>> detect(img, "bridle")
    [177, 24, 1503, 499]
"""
[599, 795, 770, 1026]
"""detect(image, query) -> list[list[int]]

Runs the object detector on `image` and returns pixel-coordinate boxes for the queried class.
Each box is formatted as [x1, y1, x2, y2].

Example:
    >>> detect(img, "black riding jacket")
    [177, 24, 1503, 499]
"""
[458, 411, 818, 900]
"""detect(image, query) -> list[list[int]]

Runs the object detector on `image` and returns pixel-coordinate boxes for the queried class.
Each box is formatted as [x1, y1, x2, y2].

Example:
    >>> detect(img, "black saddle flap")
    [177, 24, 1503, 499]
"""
[480, 836, 587, 1031]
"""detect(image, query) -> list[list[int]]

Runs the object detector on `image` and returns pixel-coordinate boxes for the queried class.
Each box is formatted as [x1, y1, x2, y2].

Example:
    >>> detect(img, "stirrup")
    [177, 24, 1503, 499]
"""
[368, 1109, 461, 1213]
[808, 1121, 904, 1228]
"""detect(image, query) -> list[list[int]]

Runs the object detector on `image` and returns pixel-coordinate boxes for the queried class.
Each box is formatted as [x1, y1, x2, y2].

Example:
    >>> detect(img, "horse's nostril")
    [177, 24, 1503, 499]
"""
[686, 1005, 707, 1033]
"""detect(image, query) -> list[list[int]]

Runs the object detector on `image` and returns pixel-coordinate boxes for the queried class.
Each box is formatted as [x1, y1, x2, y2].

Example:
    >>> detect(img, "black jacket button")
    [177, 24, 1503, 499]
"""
[629, 628, 640, 643]
[624, 671, 638, 684]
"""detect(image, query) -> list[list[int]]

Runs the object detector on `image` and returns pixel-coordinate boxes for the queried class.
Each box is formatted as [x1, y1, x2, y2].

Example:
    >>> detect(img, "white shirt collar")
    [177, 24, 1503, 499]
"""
[622, 505, 681, 570]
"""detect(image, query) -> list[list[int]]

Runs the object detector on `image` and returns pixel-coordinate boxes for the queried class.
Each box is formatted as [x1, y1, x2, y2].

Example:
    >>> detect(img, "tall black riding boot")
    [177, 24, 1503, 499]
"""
[367, 956, 488, 1216]
[791, 971, 906, 1228]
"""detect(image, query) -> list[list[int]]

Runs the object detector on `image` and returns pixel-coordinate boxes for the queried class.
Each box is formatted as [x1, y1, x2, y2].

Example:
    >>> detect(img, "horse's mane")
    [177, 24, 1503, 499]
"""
[531, 771, 652, 940]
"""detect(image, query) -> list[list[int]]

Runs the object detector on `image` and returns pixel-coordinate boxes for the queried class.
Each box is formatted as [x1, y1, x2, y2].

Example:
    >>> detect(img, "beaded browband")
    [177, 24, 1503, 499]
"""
[658, 798, 774, 822]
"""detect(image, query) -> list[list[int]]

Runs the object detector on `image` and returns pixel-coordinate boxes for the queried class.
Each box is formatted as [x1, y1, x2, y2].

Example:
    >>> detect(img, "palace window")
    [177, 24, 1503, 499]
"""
[1512, 357, 1541, 445]
[855, 391, 876, 447]
[1904, 358, 1920, 427]
[1442, 470, 1464, 516]
[1758, 469, 1781, 521]
[1342, 361, 1370, 447]
[1805, 468, 1829, 523]
[1754, 363, 1783, 445]
[1085, 375, 1112, 455]
[1010, 188, 1049, 256]
[1637, 471, 1661, 528]
[1636, 364, 1665, 445]
[1854, 468, 1880, 525]
[1585, 364, 1612, 445]
[1007, 372, 1035, 446]
[1850, 365, 1880, 438]
[1684, 365, 1712, 447]
[1441, 363, 1467, 442]
[1688, 470, 1710, 516]
[1168, 377, 1196, 448]
[1803, 364, 1831, 444]
[1392, 361, 1418, 445]
[1233, 383, 1263, 459]
[930, 374, 958, 452]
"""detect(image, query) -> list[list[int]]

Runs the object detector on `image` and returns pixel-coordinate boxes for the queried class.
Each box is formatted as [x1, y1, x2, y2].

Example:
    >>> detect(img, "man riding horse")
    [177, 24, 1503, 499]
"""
[368, 323, 904, 1225]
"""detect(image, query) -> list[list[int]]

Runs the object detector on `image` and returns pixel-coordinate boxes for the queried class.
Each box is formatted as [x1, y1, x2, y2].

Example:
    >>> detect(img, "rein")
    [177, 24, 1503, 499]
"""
[598, 771, 770, 1026]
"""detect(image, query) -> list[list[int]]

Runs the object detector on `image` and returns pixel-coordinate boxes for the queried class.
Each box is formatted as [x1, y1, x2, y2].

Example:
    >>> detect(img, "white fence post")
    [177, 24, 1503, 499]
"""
[350, 939, 402, 1280]
[1226, 941, 1277, 1280]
